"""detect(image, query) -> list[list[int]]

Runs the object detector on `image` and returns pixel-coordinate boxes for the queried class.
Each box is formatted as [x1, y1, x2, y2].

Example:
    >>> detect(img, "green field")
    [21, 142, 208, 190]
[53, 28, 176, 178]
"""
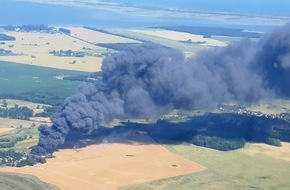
[0, 61, 89, 105]
[0, 61, 92, 153]
[246, 99, 290, 115]
[108, 29, 205, 54]
[0, 172, 59, 190]
[120, 144, 290, 190]
[0, 125, 40, 153]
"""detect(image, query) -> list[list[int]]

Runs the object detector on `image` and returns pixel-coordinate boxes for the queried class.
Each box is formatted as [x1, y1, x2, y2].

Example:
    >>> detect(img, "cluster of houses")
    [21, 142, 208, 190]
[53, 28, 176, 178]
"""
[0, 151, 49, 167]
[49, 50, 87, 57]
[49, 49, 113, 58]
[218, 105, 289, 121]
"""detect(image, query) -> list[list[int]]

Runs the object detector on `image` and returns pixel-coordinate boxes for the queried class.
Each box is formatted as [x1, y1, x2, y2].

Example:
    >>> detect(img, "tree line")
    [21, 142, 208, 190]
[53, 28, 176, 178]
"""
[0, 104, 33, 120]
[150, 112, 286, 151]
[0, 150, 46, 167]
[191, 135, 246, 151]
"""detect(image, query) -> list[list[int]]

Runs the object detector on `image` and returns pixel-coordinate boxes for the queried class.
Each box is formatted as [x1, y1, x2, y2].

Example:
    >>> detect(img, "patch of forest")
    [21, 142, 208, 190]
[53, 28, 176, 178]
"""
[1, 24, 71, 35]
[2, 24, 55, 33]
[63, 112, 289, 153]
[62, 72, 101, 82]
[0, 104, 33, 120]
[0, 149, 47, 167]
[115, 113, 289, 151]
[0, 93, 65, 106]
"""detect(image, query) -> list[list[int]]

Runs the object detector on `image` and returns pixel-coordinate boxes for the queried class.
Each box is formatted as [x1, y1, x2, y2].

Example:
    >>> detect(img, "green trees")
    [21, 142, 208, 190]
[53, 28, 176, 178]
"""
[265, 137, 282, 147]
[0, 150, 47, 167]
[59, 28, 71, 35]
[16, 160, 27, 167]
[26, 157, 37, 166]
[153, 113, 288, 151]
[0, 92, 64, 106]
[2, 99, 7, 107]
[0, 105, 33, 120]
[0, 135, 28, 148]
[191, 135, 246, 151]
[35, 106, 61, 117]
[16, 156, 47, 167]
[0, 150, 24, 166]
[3, 24, 54, 33]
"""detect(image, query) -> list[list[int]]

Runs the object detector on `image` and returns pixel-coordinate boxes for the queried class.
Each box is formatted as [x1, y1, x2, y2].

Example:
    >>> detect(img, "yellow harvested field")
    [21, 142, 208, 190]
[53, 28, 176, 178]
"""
[30, 117, 51, 123]
[0, 31, 105, 72]
[67, 27, 140, 44]
[241, 142, 290, 162]
[0, 127, 14, 134]
[130, 29, 227, 47]
[0, 118, 50, 128]
[0, 55, 103, 72]
[0, 132, 205, 190]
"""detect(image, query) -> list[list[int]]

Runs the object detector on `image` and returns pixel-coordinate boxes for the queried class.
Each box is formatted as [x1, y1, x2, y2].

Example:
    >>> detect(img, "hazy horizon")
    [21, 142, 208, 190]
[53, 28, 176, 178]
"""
[0, 0, 289, 30]
[107, 0, 290, 16]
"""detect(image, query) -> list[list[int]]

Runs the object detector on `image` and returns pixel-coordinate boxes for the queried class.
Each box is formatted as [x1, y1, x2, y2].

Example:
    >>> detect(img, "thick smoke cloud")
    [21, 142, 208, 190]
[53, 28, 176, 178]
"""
[253, 25, 290, 96]
[31, 24, 290, 155]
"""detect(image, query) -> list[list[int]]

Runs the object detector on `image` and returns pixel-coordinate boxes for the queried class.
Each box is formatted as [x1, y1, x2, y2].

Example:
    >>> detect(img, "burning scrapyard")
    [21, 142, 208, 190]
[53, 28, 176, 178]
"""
[31, 23, 290, 155]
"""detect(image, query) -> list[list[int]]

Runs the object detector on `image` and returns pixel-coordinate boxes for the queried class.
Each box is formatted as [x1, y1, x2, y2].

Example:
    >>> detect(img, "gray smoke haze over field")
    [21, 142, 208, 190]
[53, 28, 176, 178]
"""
[31, 23, 290, 155]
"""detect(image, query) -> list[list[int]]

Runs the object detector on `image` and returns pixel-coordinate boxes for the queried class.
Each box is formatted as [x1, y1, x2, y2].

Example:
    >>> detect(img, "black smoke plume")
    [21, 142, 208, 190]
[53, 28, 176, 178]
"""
[31, 24, 290, 155]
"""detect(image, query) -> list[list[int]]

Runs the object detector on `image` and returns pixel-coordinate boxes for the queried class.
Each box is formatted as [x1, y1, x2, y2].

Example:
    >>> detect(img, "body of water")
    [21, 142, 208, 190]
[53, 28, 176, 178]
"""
[112, 0, 290, 16]
[0, 0, 287, 30]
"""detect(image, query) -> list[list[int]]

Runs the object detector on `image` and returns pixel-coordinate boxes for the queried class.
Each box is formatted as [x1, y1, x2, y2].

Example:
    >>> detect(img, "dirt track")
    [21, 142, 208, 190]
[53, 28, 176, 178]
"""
[0, 131, 206, 190]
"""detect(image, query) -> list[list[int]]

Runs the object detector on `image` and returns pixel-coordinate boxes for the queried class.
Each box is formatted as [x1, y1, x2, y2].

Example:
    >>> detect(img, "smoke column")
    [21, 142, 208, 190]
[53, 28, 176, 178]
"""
[31, 24, 290, 155]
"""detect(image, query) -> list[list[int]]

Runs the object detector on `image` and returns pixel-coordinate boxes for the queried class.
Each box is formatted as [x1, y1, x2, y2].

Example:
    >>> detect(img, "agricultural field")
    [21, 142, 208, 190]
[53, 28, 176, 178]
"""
[0, 61, 87, 105]
[0, 61, 87, 157]
[246, 99, 290, 115]
[108, 28, 205, 56]
[0, 99, 51, 115]
[120, 142, 290, 190]
[1, 0, 290, 189]
[0, 117, 48, 153]
[0, 20, 287, 190]
[0, 128, 14, 134]
[0, 61, 87, 156]
[0, 26, 144, 72]
[107, 28, 257, 58]
[0, 131, 205, 190]
[129, 29, 227, 47]
[67, 27, 140, 44]
[0, 172, 59, 190]
[241, 142, 290, 162]
[0, 98, 52, 153]
[0, 31, 106, 72]
[0, 118, 48, 129]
